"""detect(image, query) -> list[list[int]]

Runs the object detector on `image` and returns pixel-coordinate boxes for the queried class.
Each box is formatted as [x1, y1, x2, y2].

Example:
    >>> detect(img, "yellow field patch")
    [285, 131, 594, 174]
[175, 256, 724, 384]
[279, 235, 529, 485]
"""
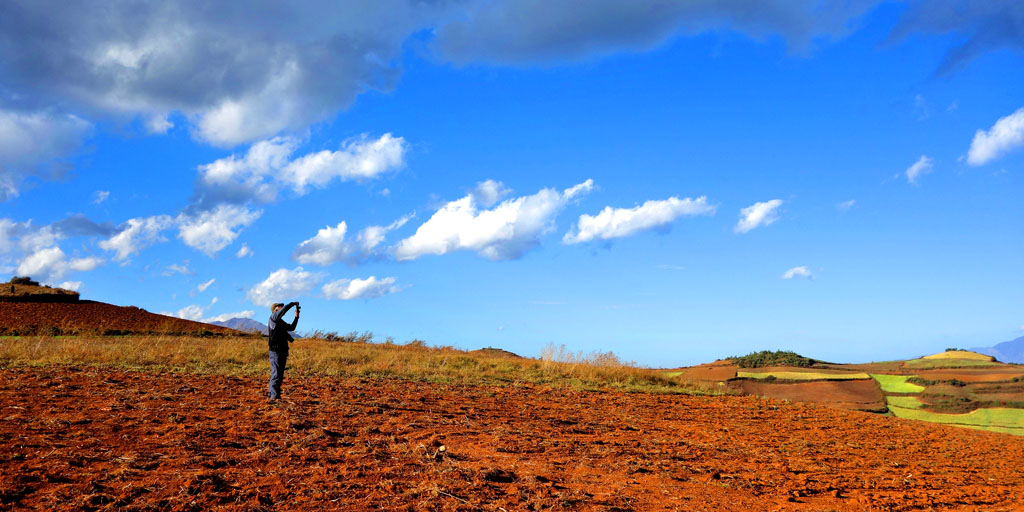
[921, 350, 993, 361]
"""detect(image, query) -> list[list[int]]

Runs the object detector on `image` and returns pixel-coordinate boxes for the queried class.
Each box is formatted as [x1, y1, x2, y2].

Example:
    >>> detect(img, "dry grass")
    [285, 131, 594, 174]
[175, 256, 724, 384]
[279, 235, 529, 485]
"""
[922, 350, 994, 362]
[0, 337, 724, 395]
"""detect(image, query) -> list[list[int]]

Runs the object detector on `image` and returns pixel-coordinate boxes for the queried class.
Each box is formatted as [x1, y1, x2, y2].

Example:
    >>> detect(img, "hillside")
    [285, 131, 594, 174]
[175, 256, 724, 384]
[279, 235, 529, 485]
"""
[0, 301, 247, 336]
[0, 277, 79, 303]
[672, 350, 1024, 434]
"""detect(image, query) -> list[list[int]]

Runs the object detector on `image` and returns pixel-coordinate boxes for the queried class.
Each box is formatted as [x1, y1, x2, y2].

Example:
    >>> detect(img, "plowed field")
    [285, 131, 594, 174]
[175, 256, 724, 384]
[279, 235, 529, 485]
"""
[734, 379, 886, 412]
[0, 302, 241, 336]
[3, 367, 1024, 511]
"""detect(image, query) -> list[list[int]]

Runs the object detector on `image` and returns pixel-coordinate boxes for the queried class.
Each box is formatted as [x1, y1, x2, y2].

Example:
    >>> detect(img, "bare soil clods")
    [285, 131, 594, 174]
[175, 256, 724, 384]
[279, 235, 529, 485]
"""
[735, 379, 887, 412]
[3, 367, 1024, 511]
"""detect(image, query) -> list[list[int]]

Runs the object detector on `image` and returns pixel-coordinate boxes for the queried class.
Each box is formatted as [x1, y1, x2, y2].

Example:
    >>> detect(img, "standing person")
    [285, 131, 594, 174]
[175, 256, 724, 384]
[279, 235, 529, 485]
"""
[267, 301, 300, 402]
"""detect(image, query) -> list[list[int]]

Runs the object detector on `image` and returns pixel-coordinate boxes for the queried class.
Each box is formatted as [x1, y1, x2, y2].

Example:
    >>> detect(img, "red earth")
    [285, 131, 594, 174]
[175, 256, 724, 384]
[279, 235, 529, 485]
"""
[734, 379, 887, 413]
[0, 302, 243, 336]
[3, 367, 1024, 511]
[913, 368, 1024, 383]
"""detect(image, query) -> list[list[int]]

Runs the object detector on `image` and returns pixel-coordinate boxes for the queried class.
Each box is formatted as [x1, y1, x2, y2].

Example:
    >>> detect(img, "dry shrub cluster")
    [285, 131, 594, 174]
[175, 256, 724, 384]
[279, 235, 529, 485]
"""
[0, 336, 721, 395]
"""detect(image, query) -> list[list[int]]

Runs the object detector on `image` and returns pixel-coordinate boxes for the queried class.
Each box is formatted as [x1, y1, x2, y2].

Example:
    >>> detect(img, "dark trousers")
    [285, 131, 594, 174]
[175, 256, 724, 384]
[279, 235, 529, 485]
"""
[268, 349, 288, 400]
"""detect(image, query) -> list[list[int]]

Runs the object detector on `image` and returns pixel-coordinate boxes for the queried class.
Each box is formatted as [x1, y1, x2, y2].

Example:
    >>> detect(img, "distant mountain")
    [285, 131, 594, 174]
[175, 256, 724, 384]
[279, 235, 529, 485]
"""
[211, 317, 268, 335]
[972, 336, 1024, 364]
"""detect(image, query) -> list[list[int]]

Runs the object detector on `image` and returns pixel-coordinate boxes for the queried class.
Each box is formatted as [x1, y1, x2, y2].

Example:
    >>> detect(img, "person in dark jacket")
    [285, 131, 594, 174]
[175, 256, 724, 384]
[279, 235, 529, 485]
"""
[267, 301, 300, 402]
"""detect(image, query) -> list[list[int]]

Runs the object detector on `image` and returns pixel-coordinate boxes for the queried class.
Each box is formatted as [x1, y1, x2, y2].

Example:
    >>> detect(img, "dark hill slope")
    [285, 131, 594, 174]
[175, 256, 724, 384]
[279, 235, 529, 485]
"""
[0, 301, 247, 336]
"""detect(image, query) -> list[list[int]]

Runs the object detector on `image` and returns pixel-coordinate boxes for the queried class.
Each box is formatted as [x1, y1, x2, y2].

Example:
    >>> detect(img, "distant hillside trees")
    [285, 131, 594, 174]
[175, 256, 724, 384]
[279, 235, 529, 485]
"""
[729, 350, 815, 368]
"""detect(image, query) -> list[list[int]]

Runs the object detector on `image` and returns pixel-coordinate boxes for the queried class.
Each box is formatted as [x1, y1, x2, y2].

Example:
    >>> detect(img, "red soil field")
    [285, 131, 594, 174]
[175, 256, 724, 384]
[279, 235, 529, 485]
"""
[3, 367, 1024, 511]
[0, 302, 243, 336]
[670, 362, 738, 381]
[734, 379, 887, 412]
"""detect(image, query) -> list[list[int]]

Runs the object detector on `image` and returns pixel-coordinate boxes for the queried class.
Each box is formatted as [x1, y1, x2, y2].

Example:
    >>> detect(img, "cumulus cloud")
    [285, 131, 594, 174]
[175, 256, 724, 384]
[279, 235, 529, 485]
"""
[293, 215, 411, 266]
[735, 199, 783, 234]
[0, 109, 92, 200]
[99, 215, 174, 260]
[282, 133, 408, 193]
[58, 281, 82, 292]
[322, 276, 399, 300]
[966, 107, 1024, 166]
[394, 179, 593, 261]
[781, 266, 814, 280]
[176, 204, 261, 256]
[905, 155, 933, 185]
[236, 244, 253, 258]
[563, 196, 714, 244]
[193, 133, 406, 208]
[16, 246, 104, 282]
[246, 266, 324, 307]
[0, 2, 439, 147]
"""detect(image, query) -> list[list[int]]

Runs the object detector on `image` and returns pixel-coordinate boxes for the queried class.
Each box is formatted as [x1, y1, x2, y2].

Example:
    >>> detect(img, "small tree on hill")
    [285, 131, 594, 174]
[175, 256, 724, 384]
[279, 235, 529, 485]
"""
[9, 276, 40, 286]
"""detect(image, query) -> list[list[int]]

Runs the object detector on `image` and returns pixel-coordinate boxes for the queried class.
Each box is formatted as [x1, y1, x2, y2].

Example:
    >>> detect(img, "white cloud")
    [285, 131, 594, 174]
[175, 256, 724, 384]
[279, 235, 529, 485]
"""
[173, 304, 206, 322]
[164, 298, 254, 323]
[247, 266, 324, 307]
[196, 278, 215, 293]
[470, 179, 511, 207]
[194, 134, 406, 207]
[836, 199, 856, 211]
[0, 109, 92, 201]
[322, 276, 399, 300]
[781, 266, 814, 280]
[293, 222, 350, 266]
[176, 204, 261, 256]
[163, 262, 194, 276]
[99, 215, 174, 261]
[17, 246, 104, 281]
[93, 190, 110, 204]
[734, 199, 783, 234]
[905, 155, 933, 185]
[145, 114, 173, 134]
[394, 179, 594, 261]
[205, 310, 256, 323]
[58, 281, 82, 292]
[236, 244, 253, 258]
[967, 107, 1024, 166]
[282, 133, 408, 192]
[563, 196, 714, 244]
[293, 215, 411, 266]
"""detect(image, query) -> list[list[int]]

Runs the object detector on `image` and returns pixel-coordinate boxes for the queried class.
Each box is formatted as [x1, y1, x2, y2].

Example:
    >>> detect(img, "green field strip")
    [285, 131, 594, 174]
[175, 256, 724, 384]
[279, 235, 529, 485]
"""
[889, 405, 1024, 430]
[662, 371, 683, 378]
[736, 371, 870, 381]
[871, 374, 925, 393]
[886, 396, 924, 409]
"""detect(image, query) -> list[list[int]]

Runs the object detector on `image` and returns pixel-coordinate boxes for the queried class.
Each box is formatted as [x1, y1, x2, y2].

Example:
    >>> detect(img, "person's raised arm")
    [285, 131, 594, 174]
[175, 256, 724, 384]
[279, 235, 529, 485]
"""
[286, 302, 300, 330]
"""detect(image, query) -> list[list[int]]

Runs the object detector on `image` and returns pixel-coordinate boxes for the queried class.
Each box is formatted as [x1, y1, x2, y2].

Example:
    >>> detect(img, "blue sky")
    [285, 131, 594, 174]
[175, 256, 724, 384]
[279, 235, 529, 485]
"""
[1, 1, 1022, 366]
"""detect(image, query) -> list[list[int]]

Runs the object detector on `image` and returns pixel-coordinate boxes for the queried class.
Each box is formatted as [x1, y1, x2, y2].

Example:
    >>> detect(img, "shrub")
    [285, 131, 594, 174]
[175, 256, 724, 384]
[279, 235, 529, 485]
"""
[727, 350, 815, 368]
[9, 276, 39, 286]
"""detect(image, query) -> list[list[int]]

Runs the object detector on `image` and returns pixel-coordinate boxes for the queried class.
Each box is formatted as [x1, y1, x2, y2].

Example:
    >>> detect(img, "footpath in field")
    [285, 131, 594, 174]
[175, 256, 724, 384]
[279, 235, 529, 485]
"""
[3, 367, 1024, 511]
